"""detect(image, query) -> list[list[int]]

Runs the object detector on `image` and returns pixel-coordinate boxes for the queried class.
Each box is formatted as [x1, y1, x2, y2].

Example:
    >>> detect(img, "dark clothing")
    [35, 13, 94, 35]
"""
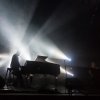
[11, 54, 20, 70]
[10, 54, 24, 87]
[89, 67, 100, 88]
[89, 67, 99, 79]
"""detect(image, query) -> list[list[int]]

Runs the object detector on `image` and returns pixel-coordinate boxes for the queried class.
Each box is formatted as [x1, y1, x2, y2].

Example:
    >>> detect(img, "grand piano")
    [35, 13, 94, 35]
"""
[21, 61, 60, 76]
[21, 56, 60, 89]
[21, 56, 60, 76]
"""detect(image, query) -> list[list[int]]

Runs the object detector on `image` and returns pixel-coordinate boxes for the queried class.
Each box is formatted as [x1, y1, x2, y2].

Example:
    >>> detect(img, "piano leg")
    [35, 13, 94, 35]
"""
[55, 77, 58, 92]
[29, 75, 32, 86]
[25, 74, 33, 88]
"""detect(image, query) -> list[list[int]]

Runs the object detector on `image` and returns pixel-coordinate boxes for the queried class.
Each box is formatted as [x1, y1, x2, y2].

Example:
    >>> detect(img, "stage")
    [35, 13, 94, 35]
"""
[0, 85, 88, 96]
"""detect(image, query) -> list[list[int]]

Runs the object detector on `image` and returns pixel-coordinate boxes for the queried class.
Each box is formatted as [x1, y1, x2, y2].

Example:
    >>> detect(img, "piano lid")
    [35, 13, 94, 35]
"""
[35, 55, 48, 62]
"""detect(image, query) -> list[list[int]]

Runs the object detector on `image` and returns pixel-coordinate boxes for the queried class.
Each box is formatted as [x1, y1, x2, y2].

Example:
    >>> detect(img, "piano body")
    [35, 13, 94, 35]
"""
[20, 56, 60, 89]
[21, 61, 60, 76]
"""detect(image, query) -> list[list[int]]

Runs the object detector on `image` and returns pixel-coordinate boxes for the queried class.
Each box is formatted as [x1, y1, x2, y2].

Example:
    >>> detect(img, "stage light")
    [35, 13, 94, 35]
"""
[0, 0, 72, 74]
[46, 59, 74, 76]
[64, 56, 71, 62]
[66, 71, 74, 77]
[18, 46, 31, 60]
[0, 60, 7, 67]
[0, 54, 9, 59]
[0, 57, 10, 67]
[0, 0, 39, 63]
[29, 36, 71, 62]
[0, 54, 10, 67]
[60, 67, 74, 76]
[60, 67, 66, 73]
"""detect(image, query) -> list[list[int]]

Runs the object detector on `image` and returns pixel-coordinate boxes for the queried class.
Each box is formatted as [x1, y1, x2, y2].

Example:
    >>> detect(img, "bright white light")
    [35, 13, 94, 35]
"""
[0, 0, 72, 70]
[0, 54, 9, 59]
[46, 59, 73, 76]
[18, 46, 31, 60]
[0, 17, 32, 61]
[0, 60, 7, 66]
[0, 54, 9, 68]
[66, 71, 74, 77]
[64, 56, 71, 62]
[60, 67, 66, 73]
[0, 0, 39, 64]
[60, 67, 74, 76]
[29, 36, 71, 61]
[0, 54, 11, 67]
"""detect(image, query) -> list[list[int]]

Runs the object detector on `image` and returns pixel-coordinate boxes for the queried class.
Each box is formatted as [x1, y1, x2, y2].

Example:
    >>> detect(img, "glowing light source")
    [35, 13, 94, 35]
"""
[0, 0, 72, 71]
[63, 56, 71, 62]
[60, 67, 74, 76]
[60, 67, 66, 73]
[0, 54, 11, 67]
[0, 60, 7, 66]
[29, 36, 71, 62]
[0, 54, 9, 59]
[66, 71, 74, 77]
[46, 59, 73, 76]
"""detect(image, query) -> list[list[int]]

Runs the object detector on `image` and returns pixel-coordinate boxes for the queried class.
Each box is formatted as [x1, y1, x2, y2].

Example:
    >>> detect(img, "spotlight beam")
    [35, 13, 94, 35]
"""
[0, 0, 39, 68]
[0, 54, 9, 59]
[47, 59, 73, 76]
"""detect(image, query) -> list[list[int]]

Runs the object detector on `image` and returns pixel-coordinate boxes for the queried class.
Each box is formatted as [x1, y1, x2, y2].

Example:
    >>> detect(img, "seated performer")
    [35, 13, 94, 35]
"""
[10, 51, 24, 87]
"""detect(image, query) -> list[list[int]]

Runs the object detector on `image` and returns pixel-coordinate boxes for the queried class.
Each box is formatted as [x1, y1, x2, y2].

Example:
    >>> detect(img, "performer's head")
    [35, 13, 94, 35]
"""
[91, 62, 96, 68]
[16, 51, 20, 56]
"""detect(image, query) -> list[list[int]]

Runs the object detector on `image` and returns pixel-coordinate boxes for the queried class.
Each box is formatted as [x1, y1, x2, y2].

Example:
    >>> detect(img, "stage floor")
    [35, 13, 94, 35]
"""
[0, 86, 89, 96]
[1, 77, 100, 96]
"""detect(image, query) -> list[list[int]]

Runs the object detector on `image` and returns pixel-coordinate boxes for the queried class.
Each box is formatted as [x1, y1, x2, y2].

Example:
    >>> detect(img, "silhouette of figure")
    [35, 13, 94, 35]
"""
[10, 51, 24, 88]
[89, 62, 98, 77]
[89, 62, 100, 88]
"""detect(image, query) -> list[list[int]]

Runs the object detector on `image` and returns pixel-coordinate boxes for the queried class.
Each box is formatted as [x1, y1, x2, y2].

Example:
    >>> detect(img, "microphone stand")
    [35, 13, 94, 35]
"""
[64, 60, 67, 94]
